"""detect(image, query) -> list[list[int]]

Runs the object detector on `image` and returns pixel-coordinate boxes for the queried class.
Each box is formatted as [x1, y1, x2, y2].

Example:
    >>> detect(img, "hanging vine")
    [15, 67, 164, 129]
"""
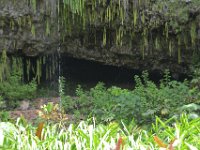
[57, 0, 199, 60]
[0, 49, 9, 82]
[0, 0, 200, 83]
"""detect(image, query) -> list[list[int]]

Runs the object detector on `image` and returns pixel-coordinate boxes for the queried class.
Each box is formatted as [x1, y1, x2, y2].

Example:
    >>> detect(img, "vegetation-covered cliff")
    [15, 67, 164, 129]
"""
[0, 0, 200, 76]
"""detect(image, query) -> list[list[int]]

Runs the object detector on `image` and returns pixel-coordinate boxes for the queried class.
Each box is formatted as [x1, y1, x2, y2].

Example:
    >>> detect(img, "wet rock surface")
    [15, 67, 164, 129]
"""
[0, 0, 58, 56]
[0, 0, 200, 75]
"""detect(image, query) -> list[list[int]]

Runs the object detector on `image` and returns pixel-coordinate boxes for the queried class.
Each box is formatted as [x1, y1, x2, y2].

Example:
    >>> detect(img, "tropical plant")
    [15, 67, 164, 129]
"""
[0, 50, 37, 108]
[0, 71, 37, 108]
[38, 102, 68, 124]
[0, 114, 199, 150]
[0, 111, 10, 122]
[61, 71, 199, 124]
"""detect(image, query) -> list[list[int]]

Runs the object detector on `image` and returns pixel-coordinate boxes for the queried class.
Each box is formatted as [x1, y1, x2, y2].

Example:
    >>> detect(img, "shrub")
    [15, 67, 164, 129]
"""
[0, 71, 37, 108]
[0, 111, 10, 122]
[61, 71, 199, 124]
[0, 50, 37, 108]
[0, 96, 4, 108]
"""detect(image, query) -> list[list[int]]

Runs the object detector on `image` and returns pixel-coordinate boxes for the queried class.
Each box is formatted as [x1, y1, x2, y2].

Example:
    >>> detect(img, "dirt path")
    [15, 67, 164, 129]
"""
[9, 97, 70, 122]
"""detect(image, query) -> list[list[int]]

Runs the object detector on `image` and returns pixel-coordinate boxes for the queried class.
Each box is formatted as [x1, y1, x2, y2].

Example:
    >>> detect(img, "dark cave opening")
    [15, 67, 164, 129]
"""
[60, 56, 163, 94]
[10, 53, 189, 96]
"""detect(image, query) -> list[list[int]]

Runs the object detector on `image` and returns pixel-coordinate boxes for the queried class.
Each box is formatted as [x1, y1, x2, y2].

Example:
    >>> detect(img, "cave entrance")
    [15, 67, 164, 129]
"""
[4, 53, 188, 96]
[61, 56, 140, 95]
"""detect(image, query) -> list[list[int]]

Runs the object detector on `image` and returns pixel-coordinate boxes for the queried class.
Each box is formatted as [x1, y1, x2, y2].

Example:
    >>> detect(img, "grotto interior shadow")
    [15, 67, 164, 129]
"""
[60, 56, 164, 95]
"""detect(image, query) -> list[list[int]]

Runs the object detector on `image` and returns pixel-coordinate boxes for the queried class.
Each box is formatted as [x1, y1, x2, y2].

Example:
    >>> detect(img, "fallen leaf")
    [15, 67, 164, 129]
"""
[153, 136, 167, 148]
[36, 122, 44, 140]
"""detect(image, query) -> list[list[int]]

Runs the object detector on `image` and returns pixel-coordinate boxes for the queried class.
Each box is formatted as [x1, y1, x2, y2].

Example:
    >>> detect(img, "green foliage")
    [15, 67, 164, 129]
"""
[61, 71, 199, 124]
[0, 49, 9, 82]
[59, 76, 66, 109]
[0, 111, 10, 122]
[178, 103, 200, 119]
[0, 72, 36, 100]
[191, 67, 200, 90]
[38, 102, 67, 124]
[0, 50, 37, 108]
[0, 96, 3, 107]
[41, 102, 54, 115]
[152, 114, 200, 149]
[0, 71, 37, 108]
[0, 115, 199, 149]
[0, 83, 6, 110]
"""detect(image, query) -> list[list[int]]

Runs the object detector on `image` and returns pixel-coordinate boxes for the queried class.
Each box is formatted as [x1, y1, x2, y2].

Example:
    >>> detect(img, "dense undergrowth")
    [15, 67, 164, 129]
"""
[0, 114, 199, 150]
[0, 70, 37, 109]
[0, 63, 200, 149]
[0, 50, 37, 109]
[61, 70, 200, 124]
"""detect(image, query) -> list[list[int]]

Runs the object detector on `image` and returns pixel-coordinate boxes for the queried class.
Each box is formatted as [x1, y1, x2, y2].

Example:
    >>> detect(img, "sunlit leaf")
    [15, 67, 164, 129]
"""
[185, 143, 198, 150]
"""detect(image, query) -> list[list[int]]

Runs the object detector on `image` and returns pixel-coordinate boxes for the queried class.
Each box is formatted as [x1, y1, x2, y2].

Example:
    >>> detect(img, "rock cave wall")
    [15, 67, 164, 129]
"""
[0, 0, 200, 76]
